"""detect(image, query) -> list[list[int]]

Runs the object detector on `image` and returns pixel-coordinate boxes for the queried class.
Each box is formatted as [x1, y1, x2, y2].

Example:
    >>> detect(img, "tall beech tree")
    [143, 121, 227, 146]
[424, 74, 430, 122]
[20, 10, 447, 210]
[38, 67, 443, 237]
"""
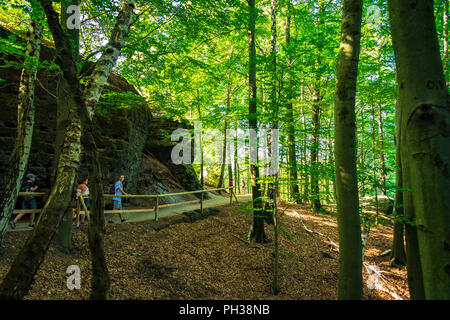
[388, 0, 450, 299]
[334, 0, 363, 300]
[247, 0, 265, 243]
[0, 10, 43, 245]
[390, 99, 406, 267]
[284, 0, 300, 204]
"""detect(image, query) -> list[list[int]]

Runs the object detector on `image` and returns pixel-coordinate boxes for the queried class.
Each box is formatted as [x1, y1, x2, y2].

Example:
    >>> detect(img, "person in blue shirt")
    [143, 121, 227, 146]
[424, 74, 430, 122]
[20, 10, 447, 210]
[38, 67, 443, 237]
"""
[108, 175, 128, 223]
[10, 173, 39, 230]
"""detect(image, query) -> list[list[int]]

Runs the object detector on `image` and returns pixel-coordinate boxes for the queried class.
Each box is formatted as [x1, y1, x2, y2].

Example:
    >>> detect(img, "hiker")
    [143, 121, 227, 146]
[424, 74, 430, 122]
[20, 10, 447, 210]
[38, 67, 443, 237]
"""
[240, 179, 245, 194]
[108, 175, 128, 223]
[73, 178, 89, 227]
[10, 173, 39, 229]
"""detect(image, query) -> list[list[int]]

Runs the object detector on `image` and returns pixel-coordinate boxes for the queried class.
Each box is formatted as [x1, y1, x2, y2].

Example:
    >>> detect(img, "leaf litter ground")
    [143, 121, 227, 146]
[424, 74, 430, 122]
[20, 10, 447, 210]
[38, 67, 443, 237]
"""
[0, 202, 409, 299]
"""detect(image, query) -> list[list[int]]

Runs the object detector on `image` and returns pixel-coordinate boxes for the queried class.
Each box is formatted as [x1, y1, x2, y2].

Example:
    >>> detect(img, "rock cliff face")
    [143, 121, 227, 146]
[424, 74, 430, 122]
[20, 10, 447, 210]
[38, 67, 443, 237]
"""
[0, 25, 202, 206]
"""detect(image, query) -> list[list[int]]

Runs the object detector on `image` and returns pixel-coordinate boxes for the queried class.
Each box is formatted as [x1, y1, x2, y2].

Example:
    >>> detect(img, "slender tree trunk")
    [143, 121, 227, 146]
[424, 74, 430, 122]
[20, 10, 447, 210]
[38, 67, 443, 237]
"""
[359, 117, 366, 197]
[0, 17, 43, 244]
[311, 81, 322, 212]
[377, 103, 387, 195]
[218, 82, 231, 189]
[247, 0, 265, 243]
[226, 86, 233, 191]
[371, 104, 379, 222]
[234, 124, 239, 193]
[310, 3, 324, 212]
[265, 0, 278, 225]
[301, 101, 309, 201]
[389, 0, 450, 299]
[391, 100, 406, 267]
[217, 121, 227, 189]
[81, 0, 134, 299]
[54, 0, 80, 253]
[196, 96, 204, 188]
[445, 0, 448, 84]
[285, 2, 300, 204]
[334, 0, 363, 300]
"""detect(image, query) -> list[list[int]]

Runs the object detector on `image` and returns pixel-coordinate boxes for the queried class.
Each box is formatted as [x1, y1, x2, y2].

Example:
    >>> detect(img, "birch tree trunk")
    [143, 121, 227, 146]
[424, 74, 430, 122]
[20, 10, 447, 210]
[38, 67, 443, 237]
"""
[0, 17, 43, 244]
[389, 0, 450, 299]
[334, 0, 363, 300]
[0, 0, 134, 300]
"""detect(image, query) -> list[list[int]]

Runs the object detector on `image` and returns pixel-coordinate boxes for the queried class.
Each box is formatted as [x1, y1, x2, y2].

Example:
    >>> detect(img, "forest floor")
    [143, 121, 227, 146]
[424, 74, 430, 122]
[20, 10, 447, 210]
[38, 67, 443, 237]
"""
[0, 199, 410, 300]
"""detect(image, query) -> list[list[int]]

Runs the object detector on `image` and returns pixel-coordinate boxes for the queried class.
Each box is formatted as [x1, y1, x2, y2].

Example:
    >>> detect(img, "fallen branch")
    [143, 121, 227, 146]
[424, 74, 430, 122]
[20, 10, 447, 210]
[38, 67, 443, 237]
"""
[293, 211, 339, 252]
[361, 224, 370, 260]
[363, 262, 403, 300]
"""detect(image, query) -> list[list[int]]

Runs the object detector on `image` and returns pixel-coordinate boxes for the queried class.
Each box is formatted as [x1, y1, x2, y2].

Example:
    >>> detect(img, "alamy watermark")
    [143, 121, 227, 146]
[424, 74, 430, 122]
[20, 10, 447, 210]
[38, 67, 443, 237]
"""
[66, 265, 81, 290]
[66, 5, 81, 30]
[366, 5, 382, 30]
[171, 122, 280, 176]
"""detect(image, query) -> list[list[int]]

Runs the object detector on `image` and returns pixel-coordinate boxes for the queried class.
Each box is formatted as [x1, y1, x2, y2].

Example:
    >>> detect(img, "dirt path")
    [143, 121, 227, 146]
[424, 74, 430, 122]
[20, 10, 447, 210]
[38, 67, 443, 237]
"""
[8, 193, 253, 231]
[113, 193, 252, 223]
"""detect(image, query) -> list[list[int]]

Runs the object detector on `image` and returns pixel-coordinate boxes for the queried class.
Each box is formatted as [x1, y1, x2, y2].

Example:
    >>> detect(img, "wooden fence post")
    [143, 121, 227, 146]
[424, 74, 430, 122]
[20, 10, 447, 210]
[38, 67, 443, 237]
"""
[76, 198, 81, 225]
[78, 194, 90, 220]
[155, 196, 159, 221]
[200, 191, 204, 215]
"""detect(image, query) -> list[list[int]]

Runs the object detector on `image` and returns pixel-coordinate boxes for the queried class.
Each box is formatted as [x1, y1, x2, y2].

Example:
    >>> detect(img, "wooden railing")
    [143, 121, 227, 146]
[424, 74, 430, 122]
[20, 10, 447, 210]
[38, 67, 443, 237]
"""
[16, 187, 234, 223]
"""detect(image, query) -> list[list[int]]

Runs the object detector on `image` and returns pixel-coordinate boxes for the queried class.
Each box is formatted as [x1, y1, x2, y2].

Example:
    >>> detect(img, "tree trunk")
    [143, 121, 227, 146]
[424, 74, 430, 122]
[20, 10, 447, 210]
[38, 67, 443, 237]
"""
[0, 0, 134, 300]
[234, 124, 239, 193]
[389, 0, 450, 299]
[54, 0, 80, 253]
[0, 17, 43, 244]
[226, 85, 233, 191]
[391, 99, 406, 267]
[196, 95, 204, 188]
[334, 0, 363, 300]
[247, 0, 265, 243]
[0, 94, 82, 300]
[285, 1, 300, 204]
[217, 121, 227, 189]
[445, 0, 448, 84]
[377, 103, 387, 195]
[301, 101, 309, 201]
[311, 81, 322, 212]
[80, 0, 134, 299]
[264, 0, 278, 226]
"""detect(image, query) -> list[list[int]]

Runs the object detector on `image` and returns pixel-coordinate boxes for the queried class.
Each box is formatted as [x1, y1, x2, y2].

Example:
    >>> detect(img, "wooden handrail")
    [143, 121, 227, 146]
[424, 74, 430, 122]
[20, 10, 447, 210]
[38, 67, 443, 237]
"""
[18, 192, 46, 197]
[103, 186, 232, 198]
[17, 187, 231, 199]
[14, 187, 235, 224]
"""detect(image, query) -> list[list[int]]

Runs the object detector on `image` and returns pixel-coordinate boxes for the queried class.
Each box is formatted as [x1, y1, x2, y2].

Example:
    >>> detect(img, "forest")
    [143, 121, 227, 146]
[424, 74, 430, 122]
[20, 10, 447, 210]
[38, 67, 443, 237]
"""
[0, 0, 449, 302]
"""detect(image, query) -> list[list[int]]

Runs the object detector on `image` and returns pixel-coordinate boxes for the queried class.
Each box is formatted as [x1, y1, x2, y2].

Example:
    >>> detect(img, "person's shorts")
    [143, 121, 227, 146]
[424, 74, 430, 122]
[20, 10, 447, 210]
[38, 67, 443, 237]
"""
[83, 197, 89, 209]
[22, 198, 37, 210]
[113, 200, 122, 209]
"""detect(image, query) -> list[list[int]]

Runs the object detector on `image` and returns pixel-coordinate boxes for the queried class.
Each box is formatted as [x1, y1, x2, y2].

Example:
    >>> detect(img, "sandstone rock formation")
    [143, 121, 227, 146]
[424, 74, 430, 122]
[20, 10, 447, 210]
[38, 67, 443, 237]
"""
[0, 25, 203, 209]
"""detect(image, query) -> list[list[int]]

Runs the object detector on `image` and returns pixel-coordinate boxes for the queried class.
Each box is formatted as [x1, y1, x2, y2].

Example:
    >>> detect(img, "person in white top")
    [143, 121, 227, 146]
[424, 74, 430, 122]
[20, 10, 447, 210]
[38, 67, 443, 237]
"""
[73, 178, 89, 227]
